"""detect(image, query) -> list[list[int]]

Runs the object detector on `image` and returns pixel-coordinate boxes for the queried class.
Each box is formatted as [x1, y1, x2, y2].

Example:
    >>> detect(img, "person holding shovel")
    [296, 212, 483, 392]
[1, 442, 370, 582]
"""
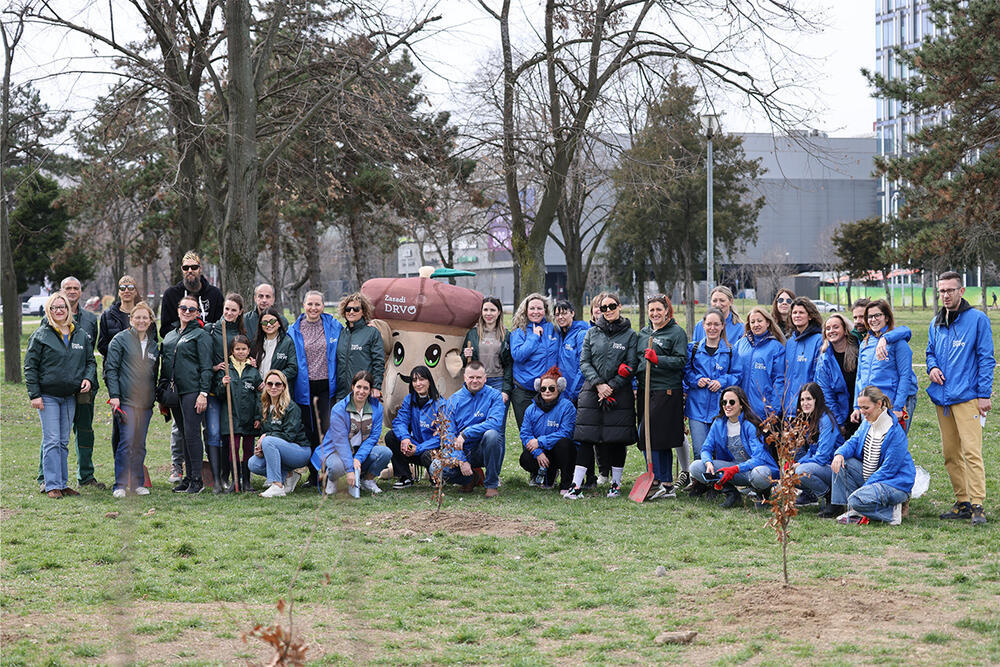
[212, 335, 262, 493]
[635, 295, 688, 500]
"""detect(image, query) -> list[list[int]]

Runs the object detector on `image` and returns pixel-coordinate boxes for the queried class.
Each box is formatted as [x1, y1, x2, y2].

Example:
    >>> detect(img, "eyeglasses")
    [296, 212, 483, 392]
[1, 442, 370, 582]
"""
[118, 284, 136, 291]
[344, 306, 362, 313]
[178, 305, 199, 313]
[261, 318, 279, 326]
[265, 381, 285, 388]
[722, 399, 738, 407]
[937, 288, 959, 295]
[776, 297, 793, 304]
[599, 303, 619, 312]
[181, 264, 200, 272]
[866, 313, 884, 320]
[539, 385, 558, 393]
[50, 305, 68, 312]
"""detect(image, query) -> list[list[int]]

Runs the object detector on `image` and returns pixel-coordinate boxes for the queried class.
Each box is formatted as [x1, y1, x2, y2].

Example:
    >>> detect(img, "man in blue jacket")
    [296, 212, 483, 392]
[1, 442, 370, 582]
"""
[437, 362, 506, 497]
[928, 272, 995, 525]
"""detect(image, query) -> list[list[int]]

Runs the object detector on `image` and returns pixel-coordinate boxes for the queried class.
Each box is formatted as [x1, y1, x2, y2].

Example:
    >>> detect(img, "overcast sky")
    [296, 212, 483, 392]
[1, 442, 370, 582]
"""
[12, 1, 876, 142]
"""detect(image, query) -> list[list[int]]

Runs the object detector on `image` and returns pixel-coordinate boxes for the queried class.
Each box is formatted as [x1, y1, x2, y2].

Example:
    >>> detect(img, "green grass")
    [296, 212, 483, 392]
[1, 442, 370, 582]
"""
[1, 307, 999, 664]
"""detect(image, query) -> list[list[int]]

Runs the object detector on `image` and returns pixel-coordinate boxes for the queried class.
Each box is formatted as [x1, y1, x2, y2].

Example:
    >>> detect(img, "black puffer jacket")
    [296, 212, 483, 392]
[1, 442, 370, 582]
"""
[573, 316, 639, 445]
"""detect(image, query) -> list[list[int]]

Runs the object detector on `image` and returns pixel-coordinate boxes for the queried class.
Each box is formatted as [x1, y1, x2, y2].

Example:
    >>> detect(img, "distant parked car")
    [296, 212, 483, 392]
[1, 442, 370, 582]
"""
[22, 295, 49, 316]
[812, 299, 842, 313]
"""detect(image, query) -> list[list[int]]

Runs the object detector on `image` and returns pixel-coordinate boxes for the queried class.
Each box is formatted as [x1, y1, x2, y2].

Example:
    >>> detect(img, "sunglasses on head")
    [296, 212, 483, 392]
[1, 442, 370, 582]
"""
[723, 399, 738, 407]
[265, 381, 284, 388]
[539, 385, 558, 393]
[178, 305, 199, 313]
[344, 306, 362, 313]
[599, 303, 619, 312]
[118, 284, 136, 291]
[261, 318, 279, 326]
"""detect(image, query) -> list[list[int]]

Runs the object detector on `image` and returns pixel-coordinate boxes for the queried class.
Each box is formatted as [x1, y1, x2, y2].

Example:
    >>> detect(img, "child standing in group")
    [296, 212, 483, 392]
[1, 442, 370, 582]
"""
[213, 335, 262, 493]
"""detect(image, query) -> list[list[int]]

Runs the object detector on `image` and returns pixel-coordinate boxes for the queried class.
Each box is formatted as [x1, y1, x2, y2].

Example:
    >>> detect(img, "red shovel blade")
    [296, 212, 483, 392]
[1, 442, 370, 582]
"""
[629, 466, 655, 503]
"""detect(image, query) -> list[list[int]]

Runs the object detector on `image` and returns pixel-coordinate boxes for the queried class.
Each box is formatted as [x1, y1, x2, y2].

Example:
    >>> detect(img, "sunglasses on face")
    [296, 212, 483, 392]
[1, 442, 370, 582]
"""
[178, 306, 199, 313]
[261, 318, 279, 326]
[599, 303, 619, 312]
[539, 385, 558, 393]
[776, 297, 793, 304]
[344, 306, 362, 313]
[181, 264, 200, 272]
[723, 399, 738, 407]
[119, 284, 136, 291]
[265, 381, 284, 388]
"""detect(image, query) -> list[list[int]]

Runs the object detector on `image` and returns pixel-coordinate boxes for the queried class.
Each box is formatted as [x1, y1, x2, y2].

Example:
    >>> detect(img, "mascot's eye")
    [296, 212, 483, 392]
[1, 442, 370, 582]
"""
[393, 342, 405, 366]
[424, 344, 441, 368]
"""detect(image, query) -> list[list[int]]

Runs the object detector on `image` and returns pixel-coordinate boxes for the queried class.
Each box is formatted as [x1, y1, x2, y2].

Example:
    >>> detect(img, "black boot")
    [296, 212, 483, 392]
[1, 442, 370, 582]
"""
[819, 503, 846, 518]
[688, 480, 709, 497]
[208, 447, 224, 494]
[220, 453, 235, 493]
[721, 484, 742, 508]
[240, 462, 252, 493]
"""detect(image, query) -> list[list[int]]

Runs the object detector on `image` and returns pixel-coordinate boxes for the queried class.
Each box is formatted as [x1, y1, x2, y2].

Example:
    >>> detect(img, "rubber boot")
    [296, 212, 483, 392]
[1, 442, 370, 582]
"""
[240, 462, 252, 493]
[220, 453, 235, 494]
[819, 502, 846, 519]
[208, 447, 224, 494]
[720, 484, 742, 508]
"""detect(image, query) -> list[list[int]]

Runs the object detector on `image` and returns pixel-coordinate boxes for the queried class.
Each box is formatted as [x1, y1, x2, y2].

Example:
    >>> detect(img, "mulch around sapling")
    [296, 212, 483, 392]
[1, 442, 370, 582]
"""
[363, 509, 556, 537]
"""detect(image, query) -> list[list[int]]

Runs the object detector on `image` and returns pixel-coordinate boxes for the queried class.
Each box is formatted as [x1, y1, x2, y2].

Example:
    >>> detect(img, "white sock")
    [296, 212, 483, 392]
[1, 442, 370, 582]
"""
[611, 466, 624, 485]
[572, 466, 587, 488]
[675, 445, 690, 472]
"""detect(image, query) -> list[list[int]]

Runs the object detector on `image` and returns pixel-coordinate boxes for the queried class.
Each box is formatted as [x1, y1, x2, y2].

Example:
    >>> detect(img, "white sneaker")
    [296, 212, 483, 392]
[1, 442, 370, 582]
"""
[134, 487, 150, 496]
[890, 503, 903, 526]
[113, 488, 127, 498]
[284, 471, 301, 494]
[361, 479, 382, 494]
[596, 474, 609, 485]
[563, 485, 584, 500]
[324, 476, 337, 495]
[260, 484, 286, 498]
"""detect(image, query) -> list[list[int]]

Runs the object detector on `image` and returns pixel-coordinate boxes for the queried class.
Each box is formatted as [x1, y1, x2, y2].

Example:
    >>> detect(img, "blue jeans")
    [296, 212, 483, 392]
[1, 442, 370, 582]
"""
[114, 406, 152, 491]
[204, 396, 222, 448]
[688, 419, 711, 461]
[359, 445, 392, 478]
[796, 462, 832, 496]
[689, 459, 771, 490]
[832, 457, 910, 522]
[249, 435, 311, 484]
[39, 395, 75, 491]
[645, 449, 673, 484]
[440, 429, 504, 489]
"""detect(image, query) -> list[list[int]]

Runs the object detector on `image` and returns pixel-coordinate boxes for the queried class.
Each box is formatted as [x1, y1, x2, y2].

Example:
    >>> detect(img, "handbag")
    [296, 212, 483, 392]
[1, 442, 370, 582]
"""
[156, 336, 181, 409]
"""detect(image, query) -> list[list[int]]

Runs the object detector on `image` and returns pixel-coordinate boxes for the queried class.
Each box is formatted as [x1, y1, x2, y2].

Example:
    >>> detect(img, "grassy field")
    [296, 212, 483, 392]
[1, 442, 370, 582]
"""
[1, 306, 999, 666]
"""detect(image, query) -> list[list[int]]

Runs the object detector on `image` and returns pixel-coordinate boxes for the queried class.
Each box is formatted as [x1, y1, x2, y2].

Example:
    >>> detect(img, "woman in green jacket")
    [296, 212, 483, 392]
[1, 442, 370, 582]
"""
[249, 369, 312, 498]
[105, 302, 159, 497]
[212, 335, 262, 493]
[462, 296, 513, 430]
[250, 306, 297, 389]
[334, 293, 385, 402]
[25, 292, 98, 499]
[637, 295, 689, 499]
[159, 295, 213, 494]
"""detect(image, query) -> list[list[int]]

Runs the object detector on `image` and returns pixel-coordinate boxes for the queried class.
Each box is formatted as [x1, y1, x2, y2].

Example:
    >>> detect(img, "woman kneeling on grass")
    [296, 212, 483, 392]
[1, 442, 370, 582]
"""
[688, 386, 777, 508]
[829, 385, 914, 526]
[312, 371, 391, 496]
[790, 382, 844, 514]
[518, 366, 576, 492]
[249, 370, 311, 498]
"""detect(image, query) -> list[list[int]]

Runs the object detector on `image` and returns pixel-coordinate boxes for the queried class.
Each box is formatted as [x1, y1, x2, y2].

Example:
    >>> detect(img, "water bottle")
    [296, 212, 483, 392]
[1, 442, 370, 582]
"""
[534, 466, 548, 487]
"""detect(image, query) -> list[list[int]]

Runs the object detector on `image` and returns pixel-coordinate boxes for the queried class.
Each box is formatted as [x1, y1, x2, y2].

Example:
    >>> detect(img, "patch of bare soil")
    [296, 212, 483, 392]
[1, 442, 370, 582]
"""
[364, 509, 556, 537]
[0, 508, 17, 521]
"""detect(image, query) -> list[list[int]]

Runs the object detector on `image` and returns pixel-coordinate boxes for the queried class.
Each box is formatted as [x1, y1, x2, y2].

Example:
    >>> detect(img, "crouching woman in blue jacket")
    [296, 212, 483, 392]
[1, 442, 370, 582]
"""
[791, 382, 844, 513]
[829, 385, 915, 525]
[386, 365, 442, 489]
[312, 371, 390, 495]
[689, 386, 778, 507]
[518, 366, 577, 492]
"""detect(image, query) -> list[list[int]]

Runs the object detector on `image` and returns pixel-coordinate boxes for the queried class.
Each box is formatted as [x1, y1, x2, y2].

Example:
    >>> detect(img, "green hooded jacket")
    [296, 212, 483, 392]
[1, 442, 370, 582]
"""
[160, 321, 213, 395]
[261, 401, 308, 448]
[104, 328, 159, 408]
[212, 362, 263, 436]
[637, 319, 688, 391]
[334, 320, 385, 400]
[25, 320, 98, 399]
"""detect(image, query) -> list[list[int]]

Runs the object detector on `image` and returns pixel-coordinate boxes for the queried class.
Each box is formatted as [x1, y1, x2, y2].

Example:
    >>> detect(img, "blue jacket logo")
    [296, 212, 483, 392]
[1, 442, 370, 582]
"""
[754, 361, 766, 370]
[952, 339, 966, 349]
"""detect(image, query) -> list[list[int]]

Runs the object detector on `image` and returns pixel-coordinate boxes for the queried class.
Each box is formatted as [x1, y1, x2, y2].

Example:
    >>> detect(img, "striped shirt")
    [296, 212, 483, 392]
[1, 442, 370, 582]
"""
[862, 410, 893, 480]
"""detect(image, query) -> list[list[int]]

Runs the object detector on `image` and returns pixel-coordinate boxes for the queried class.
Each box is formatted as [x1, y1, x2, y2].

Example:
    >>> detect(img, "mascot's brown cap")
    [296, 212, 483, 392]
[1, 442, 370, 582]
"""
[362, 267, 483, 328]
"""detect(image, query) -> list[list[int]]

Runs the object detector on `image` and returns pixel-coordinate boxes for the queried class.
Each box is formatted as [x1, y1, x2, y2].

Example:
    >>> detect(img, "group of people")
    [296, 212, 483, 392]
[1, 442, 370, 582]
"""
[25, 256, 994, 526]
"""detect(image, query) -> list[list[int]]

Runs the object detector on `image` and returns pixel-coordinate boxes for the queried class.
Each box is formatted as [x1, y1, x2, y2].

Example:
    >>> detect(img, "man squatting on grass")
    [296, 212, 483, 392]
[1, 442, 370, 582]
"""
[927, 272, 995, 525]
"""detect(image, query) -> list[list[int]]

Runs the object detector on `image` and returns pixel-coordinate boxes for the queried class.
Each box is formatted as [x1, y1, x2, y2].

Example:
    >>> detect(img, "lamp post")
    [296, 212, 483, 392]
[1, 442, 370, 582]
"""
[701, 113, 721, 291]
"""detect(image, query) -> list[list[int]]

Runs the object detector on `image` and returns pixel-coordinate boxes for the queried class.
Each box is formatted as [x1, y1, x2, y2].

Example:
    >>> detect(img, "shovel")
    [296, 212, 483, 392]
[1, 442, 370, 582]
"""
[629, 336, 655, 503]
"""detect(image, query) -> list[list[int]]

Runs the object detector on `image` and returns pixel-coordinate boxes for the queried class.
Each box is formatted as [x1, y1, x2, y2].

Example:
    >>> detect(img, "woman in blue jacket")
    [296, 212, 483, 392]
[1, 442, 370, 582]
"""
[830, 385, 915, 525]
[814, 313, 858, 434]
[732, 306, 786, 419]
[518, 366, 576, 492]
[782, 298, 824, 417]
[693, 286, 743, 344]
[685, 308, 739, 471]
[853, 300, 917, 433]
[287, 290, 342, 487]
[312, 371, 391, 495]
[508, 293, 559, 429]
[791, 382, 844, 511]
[385, 365, 442, 489]
[688, 386, 777, 507]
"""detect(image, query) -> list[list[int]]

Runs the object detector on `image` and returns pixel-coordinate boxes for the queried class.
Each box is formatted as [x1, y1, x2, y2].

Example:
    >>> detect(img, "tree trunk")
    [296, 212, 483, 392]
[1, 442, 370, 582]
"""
[302, 222, 322, 291]
[221, 0, 259, 303]
[636, 272, 646, 329]
[270, 217, 282, 311]
[348, 213, 367, 290]
[920, 271, 927, 308]
[511, 234, 546, 304]
[1, 22, 21, 382]
[846, 278, 852, 307]
[682, 246, 696, 337]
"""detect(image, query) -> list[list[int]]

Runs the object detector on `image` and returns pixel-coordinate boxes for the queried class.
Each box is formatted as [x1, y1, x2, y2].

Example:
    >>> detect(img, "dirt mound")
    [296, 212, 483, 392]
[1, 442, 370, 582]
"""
[365, 510, 556, 537]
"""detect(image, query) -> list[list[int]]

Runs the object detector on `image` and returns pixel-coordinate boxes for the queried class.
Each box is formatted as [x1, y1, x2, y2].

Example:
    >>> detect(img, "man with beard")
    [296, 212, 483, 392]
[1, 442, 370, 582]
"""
[159, 251, 223, 337]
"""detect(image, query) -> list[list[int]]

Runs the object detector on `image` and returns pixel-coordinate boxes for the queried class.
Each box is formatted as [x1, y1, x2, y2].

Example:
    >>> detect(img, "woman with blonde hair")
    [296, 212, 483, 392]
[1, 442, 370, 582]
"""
[334, 292, 385, 402]
[732, 306, 786, 419]
[249, 369, 312, 497]
[829, 385, 914, 525]
[25, 292, 98, 498]
[815, 312, 858, 433]
[694, 285, 743, 344]
[509, 292, 559, 428]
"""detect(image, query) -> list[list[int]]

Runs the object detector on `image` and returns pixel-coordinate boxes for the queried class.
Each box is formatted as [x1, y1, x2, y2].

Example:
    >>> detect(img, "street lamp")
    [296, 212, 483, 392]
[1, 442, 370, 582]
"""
[701, 113, 721, 290]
